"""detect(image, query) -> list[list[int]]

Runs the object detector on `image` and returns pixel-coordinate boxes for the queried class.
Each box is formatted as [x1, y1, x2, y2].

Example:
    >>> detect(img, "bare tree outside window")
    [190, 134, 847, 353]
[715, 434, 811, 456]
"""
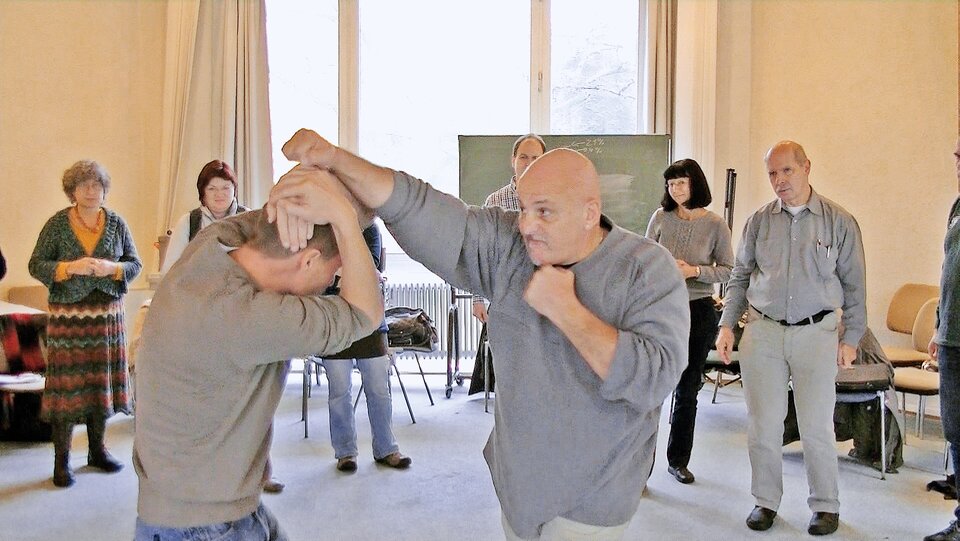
[551, 0, 639, 135]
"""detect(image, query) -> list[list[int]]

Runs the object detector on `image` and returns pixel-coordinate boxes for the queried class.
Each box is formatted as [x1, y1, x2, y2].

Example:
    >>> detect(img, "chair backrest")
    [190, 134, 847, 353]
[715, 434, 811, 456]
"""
[6, 285, 49, 312]
[886, 283, 939, 334]
[912, 297, 939, 352]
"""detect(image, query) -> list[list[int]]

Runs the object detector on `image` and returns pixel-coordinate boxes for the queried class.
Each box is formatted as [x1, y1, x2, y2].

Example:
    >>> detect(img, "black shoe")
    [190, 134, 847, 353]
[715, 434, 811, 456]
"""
[88, 450, 123, 473]
[746, 506, 777, 531]
[925, 521, 960, 541]
[336, 456, 357, 473]
[374, 452, 412, 469]
[53, 456, 75, 488]
[667, 465, 695, 484]
[808, 512, 839, 536]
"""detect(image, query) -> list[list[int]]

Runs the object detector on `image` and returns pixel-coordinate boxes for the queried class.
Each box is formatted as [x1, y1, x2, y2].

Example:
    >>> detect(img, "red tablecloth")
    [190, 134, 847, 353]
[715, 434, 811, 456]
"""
[0, 312, 47, 374]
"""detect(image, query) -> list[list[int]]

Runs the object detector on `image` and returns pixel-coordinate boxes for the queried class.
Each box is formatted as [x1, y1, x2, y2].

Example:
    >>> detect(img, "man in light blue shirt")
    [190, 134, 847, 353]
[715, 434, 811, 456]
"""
[717, 140, 866, 537]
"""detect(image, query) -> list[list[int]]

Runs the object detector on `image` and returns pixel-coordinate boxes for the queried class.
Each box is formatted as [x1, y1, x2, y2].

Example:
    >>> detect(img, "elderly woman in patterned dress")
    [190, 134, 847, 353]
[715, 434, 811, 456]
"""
[29, 160, 141, 488]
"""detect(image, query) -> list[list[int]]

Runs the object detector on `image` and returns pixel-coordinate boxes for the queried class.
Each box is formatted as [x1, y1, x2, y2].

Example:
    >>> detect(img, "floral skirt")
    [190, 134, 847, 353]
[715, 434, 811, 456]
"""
[42, 290, 130, 423]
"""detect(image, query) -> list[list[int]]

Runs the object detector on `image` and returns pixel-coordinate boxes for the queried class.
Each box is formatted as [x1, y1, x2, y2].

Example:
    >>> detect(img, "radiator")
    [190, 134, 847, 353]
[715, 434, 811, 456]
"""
[384, 282, 482, 360]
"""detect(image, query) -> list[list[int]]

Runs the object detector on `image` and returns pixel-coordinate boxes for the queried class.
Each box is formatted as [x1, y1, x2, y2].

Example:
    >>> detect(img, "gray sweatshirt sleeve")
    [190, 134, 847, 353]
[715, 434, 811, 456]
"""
[599, 242, 690, 412]
[377, 170, 511, 301]
[223, 287, 372, 369]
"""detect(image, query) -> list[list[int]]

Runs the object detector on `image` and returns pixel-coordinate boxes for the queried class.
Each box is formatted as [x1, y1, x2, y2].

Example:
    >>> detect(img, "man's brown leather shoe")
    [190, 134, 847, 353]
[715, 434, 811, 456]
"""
[746, 506, 777, 531]
[808, 512, 839, 536]
[374, 452, 412, 469]
[336, 456, 357, 473]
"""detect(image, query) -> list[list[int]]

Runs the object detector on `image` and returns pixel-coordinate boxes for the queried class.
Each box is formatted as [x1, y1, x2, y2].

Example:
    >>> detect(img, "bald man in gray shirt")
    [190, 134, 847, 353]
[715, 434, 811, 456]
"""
[716, 141, 866, 537]
[273, 129, 689, 540]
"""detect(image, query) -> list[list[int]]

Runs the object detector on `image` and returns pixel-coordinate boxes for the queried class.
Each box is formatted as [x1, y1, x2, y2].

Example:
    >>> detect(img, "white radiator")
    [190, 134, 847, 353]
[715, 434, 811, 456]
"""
[384, 282, 482, 360]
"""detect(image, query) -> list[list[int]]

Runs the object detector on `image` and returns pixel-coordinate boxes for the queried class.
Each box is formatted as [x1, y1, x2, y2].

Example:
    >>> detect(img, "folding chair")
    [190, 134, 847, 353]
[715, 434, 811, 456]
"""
[835, 363, 892, 480]
[703, 349, 741, 403]
[301, 356, 323, 438]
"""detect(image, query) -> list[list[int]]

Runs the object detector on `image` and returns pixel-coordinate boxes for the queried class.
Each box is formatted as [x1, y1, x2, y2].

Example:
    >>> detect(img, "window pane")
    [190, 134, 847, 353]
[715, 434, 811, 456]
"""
[550, 0, 639, 134]
[359, 0, 530, 252]
[359, 0, 529, 193]
[265, 1, 338, 180]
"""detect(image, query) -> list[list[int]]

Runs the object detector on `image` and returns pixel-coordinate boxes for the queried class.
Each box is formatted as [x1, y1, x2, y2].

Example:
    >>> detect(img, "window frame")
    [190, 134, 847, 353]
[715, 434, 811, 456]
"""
[333, 0, 649, 152]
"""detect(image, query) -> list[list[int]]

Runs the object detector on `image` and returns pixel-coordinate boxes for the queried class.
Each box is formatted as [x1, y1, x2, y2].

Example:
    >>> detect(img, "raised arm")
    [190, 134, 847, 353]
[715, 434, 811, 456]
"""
[268, 130, 395, 252]
[270, 166, 383, 330]
[282, 130, 394, 208]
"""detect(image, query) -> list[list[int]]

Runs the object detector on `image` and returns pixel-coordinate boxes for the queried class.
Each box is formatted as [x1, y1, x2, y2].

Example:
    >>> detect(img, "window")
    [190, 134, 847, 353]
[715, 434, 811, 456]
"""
[549, 0, 639, 134]
[358, 0, 530, 198]
[265, 0, 649, 265]
[265, 1, 338, 180]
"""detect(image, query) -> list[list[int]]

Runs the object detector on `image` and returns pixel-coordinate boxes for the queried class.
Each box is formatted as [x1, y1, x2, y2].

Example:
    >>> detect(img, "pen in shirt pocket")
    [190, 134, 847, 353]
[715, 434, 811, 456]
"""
[817, 239, 831, 258]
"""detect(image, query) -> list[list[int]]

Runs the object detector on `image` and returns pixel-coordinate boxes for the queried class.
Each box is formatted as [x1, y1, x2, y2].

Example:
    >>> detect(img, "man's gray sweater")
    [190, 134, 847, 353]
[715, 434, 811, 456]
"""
[379, 171, 689, 537]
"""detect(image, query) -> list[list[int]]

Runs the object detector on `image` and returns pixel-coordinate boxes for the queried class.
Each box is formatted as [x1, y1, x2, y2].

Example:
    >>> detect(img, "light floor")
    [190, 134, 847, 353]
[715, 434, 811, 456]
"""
[0, 361, 955, 541]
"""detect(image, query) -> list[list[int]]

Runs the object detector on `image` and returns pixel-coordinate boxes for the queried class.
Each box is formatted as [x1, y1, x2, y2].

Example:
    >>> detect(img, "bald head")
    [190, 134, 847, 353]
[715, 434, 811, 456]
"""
[515, 148, 605, 266]
[765, 140, 808, 166]
[765, 140, 812, 207]
[520, 148, 601, 205]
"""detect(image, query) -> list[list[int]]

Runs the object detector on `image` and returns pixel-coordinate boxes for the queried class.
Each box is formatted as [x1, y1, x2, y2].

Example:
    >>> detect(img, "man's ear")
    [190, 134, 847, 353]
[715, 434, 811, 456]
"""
[584, 198, 601, 228]
[298, 247, 324, 270]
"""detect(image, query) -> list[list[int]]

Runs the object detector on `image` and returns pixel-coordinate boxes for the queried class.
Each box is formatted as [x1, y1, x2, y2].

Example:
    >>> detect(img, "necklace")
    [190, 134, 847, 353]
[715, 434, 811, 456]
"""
[73, 207, 103, 233]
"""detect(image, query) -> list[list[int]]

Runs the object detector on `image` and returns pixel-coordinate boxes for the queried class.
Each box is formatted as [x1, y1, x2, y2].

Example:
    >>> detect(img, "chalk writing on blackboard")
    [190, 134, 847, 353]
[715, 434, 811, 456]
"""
[565, 138, 606, 157]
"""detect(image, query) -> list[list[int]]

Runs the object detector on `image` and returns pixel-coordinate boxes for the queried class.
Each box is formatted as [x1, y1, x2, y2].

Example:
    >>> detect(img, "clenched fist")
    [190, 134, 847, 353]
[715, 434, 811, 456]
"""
[523, 265, 576, 320]
[282, 129, 337, 169]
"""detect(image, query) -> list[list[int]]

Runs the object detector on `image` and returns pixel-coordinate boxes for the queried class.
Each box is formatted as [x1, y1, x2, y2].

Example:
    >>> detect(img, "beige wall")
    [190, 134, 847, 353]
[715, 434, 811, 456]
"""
[0, 0, 167, 300]
[2, 0, 958, 351]
[716, 0, 959, 347]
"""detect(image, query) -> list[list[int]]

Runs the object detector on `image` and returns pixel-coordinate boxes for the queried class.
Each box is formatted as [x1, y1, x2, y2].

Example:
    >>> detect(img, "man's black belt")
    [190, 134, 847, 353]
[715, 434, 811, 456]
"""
[752, 306, 834, 327]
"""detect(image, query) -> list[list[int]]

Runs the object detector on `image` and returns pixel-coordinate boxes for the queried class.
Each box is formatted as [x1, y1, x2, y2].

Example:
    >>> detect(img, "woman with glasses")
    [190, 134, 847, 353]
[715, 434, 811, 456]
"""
[645, 158, 734, 485]
[29, 160, 142, 487]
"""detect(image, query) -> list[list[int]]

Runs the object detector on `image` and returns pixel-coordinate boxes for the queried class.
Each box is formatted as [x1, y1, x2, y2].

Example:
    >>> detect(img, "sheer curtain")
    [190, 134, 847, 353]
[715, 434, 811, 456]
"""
[156, 0, 273, 241]
[641, 0, 675, 135]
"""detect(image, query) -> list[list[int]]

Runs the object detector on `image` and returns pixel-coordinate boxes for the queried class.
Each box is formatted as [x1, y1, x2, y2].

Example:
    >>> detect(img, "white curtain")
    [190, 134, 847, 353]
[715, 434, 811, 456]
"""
[641, 0, 675, 135]
[156, 0, 273, 239]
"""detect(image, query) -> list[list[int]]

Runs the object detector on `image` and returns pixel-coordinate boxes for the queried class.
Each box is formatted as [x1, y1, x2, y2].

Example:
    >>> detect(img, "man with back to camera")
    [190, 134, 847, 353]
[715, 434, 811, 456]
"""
[270, 129, 689, 540]
[469, 133, 545, 394]
[132, 167, 382, 540]
[924, 137, 960, 541]
[716, 141, 866, 536]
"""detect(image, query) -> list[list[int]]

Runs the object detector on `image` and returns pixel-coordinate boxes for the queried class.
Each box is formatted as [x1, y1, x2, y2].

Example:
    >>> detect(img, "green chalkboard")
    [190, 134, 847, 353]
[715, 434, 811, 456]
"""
[458, 134, 672, 235]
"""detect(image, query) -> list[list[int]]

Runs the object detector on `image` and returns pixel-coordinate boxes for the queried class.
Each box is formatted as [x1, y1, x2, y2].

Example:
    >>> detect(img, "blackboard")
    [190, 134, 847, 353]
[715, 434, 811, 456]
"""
[458, 134, 672, 235]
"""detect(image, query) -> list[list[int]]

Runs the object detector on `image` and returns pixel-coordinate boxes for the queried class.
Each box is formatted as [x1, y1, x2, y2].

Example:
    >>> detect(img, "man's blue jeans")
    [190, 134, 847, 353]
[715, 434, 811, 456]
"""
[134, 503, 287, 541]
[323, 355, 399, 459]
[938, 345, 960, 521]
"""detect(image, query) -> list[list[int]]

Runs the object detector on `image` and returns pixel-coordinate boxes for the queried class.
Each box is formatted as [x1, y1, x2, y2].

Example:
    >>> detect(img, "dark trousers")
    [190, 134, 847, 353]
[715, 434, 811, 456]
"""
[938, 345, 960, 521]
[667, 297, 719, 468]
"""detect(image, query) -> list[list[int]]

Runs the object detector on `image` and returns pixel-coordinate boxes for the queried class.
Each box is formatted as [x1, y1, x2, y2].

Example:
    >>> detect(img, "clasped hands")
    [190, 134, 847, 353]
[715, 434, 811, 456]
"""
[68, 257, 117, 277]
[265, 130, 358, 251]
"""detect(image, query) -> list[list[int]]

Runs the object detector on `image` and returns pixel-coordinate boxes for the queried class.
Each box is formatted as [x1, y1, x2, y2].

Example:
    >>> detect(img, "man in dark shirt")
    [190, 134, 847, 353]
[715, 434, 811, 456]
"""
[924, 137, 960, 541]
